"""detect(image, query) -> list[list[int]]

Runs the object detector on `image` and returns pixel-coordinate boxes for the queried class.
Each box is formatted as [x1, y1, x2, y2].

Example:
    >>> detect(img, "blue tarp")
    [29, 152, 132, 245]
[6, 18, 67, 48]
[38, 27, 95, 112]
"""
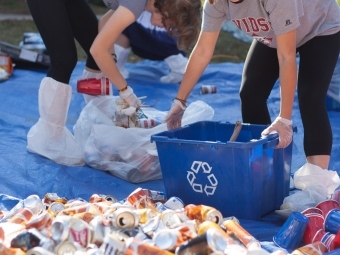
[1, 59, 340, 253]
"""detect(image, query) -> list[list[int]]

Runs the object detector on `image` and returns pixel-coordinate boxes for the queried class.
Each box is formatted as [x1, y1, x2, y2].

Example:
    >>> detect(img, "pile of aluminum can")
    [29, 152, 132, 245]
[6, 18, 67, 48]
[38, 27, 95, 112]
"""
[0, 187, 317, 255]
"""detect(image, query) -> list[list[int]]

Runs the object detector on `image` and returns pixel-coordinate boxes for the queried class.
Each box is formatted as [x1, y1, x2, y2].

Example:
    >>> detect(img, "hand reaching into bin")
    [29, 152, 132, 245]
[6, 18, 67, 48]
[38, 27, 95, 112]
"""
[261, 117, 293, 148]
[164, 99, 187, 130]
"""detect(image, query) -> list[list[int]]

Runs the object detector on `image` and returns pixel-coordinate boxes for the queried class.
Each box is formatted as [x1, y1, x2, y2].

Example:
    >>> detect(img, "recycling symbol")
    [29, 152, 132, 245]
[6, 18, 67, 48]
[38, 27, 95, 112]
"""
[187, 161, 218, 196]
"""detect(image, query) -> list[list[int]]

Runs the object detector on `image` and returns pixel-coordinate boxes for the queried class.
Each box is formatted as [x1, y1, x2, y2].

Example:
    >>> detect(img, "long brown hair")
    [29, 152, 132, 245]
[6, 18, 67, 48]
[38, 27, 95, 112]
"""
[154, 0, 202, 50]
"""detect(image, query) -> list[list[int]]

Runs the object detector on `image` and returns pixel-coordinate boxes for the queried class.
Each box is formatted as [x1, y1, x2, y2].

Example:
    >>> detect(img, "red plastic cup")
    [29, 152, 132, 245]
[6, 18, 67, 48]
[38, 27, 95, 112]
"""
[77, 77, 111, 96]
[329, 230, 340, 251]
[301, 207, 323, 217]
[303, 214, 325, 245]
[332, 190, 340, 205]
[316, 200, 340, 218]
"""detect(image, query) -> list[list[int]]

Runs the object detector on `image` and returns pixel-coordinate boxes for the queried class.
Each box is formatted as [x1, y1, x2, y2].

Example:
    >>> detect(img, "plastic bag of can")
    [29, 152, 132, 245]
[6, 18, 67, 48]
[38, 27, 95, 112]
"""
[74, 96, 214, 183]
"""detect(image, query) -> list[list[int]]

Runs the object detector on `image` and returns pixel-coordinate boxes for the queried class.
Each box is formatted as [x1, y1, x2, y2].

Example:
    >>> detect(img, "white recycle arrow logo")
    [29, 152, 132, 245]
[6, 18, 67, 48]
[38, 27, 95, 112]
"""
[187, 161, 218, 196]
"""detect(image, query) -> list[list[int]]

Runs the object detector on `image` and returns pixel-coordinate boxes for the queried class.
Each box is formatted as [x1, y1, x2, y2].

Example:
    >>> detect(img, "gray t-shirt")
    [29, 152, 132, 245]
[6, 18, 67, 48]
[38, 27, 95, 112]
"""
[102, 0, 149, 19]
[202, 0, 340, 48]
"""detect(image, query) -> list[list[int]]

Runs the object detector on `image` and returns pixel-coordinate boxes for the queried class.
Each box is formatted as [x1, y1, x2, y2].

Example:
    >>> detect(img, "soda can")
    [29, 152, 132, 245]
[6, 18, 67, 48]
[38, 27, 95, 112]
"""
[155, 202, 168, 213]
[138, 118, 156, 129]
[141, 215, 161, 236]
[26, 247, 55, 255]
[43, 193, 68, 205]
[291, 241, 328, 255]
[28, 228, 55, 252]
[164, 197, 184, 210]
[59, 203, 99, 216]
[55, 241, 83, 255]
[51, 216, 71, 243]
[222, 219, 261, 250]
[8, 208, 34, 225]
[26, 210, 53, 231]
[135, 208, 158, 224]
[102, 232, 126, 255]
[48, 202, 66, 217]
[200, 85, 217, 94]
[153, 228, 182, 251]
[185, 204, 223, 225]
[160, 209, 182, 228]
[24, 194, 44, 215]
[150, 190, 166, 203]
[126, 188, 156, 210]
[111, 208, 139, 229]
[175, 228, 228, 255]
[68, 217, 93, 247]
[125, 237, 174, 255]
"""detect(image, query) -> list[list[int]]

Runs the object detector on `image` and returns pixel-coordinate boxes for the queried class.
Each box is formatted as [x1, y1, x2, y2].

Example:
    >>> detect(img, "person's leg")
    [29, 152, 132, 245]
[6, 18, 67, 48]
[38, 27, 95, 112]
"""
[240, 40, 280, 124]
[297, 31, 340, 169]
[26, 0, 84, 165]
[66, 0, 106, 103]
[27, 0, 78, 83]
[65, 0, 100, 72]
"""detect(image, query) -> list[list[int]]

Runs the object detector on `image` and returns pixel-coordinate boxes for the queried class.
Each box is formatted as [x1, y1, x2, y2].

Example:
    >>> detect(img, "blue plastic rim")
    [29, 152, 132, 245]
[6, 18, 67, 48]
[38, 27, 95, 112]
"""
[151, 121, 295, 220]
[325, 209, 340, 234]
[273, 212, 308, 250]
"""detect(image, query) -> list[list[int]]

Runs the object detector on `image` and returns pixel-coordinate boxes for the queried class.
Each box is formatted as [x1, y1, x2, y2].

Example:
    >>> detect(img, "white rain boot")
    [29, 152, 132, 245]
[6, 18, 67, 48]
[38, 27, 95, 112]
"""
[114, 44, 131, 79]
[160, 53, 188, 83]
[81, 69, 112, 104]
[27, 77, 84, 166]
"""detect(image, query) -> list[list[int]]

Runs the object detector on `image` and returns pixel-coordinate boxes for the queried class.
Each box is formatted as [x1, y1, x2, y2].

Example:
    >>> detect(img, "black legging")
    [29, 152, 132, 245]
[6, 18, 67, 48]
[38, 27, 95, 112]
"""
[26, 0, 100, 84]
[240, 31, 340, 156]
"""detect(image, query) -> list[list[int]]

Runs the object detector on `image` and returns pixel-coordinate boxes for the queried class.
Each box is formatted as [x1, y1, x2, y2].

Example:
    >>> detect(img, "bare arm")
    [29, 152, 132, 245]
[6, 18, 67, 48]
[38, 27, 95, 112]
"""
[176, 30, 221, 101]
[90, 7, 135, 91]
[276, 29, 297, 120]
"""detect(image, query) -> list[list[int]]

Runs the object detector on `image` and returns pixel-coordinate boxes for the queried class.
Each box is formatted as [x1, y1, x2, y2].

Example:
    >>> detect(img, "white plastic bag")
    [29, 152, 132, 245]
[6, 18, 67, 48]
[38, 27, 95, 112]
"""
[74, 97, 214, 183]
[275, 184, 328, 218]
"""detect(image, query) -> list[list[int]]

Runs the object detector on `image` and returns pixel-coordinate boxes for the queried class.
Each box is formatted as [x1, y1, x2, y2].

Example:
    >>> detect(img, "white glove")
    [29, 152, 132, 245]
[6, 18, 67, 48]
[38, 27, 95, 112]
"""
[119, 86, 141, 108]
[164, 99, 186, 130]
[261, 116, 293, 148]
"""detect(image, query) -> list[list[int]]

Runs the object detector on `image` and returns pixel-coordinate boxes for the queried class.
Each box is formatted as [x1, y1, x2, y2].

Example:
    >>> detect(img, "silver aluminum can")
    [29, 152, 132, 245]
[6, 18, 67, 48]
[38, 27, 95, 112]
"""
[51, 215, 71, 243]
[175, 228, 228, 255]
[153, 228, 181, 251]
[102, 232, 126, 255]
[26, 247, 55, 255]
[164, 197, 184, 210]
[24, 194, 44, 215]
[205, 209, 223, 225]
[111, 208, 139, 229]
[200, 85, 217, 94]
[161, 209, 182, 228]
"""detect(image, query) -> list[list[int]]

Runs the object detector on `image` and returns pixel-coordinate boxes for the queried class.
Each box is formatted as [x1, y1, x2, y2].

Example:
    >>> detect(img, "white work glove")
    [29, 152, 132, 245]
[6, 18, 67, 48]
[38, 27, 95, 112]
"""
[261, 116, 293, 148]
[164, 99, 187, 130]
[119, 86, 141, 108]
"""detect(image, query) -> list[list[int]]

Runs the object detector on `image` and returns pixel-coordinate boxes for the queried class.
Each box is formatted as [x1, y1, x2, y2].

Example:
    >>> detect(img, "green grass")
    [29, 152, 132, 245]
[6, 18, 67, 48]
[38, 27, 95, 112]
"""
[0, 1, 250, 63]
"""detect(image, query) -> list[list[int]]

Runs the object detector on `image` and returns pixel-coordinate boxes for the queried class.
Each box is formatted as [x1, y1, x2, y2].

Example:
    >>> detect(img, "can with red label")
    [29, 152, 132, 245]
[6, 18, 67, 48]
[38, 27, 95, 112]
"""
[68, 217, 92, 247]
[138, 118, 156, 128]
[200, 85, 217, 94]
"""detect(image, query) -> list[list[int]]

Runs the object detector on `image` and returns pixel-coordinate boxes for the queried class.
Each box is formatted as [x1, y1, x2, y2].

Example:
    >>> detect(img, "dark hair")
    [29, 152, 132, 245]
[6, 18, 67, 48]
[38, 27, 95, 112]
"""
[154, 0, 202, 50]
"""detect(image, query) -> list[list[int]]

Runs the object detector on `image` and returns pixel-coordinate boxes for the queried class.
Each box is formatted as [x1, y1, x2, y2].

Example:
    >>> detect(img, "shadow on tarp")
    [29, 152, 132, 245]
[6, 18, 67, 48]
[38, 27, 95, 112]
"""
[0, 60, 340, 251]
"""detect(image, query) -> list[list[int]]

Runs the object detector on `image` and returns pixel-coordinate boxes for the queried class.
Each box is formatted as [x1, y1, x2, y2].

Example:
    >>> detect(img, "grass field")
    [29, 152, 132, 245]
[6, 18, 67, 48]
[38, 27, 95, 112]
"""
[0, 1, 250, 63]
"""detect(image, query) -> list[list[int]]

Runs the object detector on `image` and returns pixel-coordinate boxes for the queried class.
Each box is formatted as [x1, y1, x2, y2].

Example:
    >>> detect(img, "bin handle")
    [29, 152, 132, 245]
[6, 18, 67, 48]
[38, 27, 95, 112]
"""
[262, 132, 279, 149]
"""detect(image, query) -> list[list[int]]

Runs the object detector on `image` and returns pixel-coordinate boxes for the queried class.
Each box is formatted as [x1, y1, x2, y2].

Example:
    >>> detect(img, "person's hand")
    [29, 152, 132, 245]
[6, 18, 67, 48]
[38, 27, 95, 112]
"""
[119, 86, 141, 108]
[261, 117, 293, 148]
[164, 99, 187, 130]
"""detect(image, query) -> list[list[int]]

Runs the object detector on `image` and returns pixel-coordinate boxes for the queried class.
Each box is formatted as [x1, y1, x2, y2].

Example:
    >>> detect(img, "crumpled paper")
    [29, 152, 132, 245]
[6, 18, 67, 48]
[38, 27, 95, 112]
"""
[294, 162, 340, 198]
